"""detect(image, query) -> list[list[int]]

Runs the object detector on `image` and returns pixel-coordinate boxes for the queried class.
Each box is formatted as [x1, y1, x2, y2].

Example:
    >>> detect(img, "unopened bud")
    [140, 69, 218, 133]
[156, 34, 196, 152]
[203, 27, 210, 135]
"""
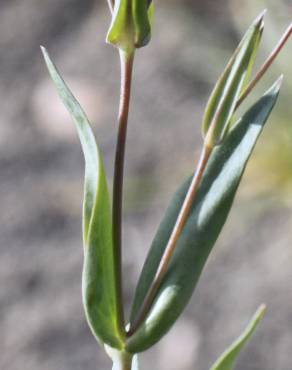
[107, 0, 153, 53]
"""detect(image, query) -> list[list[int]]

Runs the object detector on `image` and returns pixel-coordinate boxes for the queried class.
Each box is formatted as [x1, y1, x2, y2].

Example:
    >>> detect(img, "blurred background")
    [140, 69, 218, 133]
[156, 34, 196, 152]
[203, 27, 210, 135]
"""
[1, 1, 292, 370]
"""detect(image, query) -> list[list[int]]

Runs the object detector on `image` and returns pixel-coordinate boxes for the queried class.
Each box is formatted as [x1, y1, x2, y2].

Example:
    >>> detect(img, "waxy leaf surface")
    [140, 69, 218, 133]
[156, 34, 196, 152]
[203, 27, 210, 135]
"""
[42, 48, 124, 349]
[127, 78, 281, 353]
[210, 305, 265, 370]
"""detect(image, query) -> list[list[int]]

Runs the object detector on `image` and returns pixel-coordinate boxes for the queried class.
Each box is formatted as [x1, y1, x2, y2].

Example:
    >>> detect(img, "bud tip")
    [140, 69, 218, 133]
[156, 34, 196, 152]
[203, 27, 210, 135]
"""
[254, 9, 267, 30]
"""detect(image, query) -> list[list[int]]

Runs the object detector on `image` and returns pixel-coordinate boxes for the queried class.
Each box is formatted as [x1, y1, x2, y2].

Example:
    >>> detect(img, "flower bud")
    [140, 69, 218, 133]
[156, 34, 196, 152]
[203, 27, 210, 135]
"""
[107, 0, 153, 53]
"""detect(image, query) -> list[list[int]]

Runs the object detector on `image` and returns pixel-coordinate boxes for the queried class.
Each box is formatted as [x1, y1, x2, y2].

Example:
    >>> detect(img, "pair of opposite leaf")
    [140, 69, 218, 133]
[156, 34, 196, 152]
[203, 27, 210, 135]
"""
[42, 8, 283, 370]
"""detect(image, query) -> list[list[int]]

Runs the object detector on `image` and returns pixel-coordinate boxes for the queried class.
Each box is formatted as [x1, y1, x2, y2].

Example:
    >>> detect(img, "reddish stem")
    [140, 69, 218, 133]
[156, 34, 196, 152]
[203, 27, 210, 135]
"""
[236, 22, 292, 109]
[128, 144, 212, 336]
[113, 50, 135, 335]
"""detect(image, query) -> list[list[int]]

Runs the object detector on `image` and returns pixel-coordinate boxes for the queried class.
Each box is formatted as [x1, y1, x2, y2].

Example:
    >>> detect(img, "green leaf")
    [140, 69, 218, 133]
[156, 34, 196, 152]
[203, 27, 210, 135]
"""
[147, 2, 154, 27]
[126, 77, 282, 353]
[202, 12, 265, 147]
[41, 47, 124, 349]
[106, 0, 152, 53]
[210, 305, 266, 370]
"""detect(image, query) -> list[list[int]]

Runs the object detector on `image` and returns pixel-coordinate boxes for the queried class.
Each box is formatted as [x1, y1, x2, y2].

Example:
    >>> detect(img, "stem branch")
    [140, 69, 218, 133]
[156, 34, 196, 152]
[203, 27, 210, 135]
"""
[128, 144, 212, 336]
[113, 50, 135, 334]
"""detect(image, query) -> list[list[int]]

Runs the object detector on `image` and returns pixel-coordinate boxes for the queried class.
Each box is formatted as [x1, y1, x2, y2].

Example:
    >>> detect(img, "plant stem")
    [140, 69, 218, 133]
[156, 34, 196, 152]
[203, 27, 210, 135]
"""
[236, 22, 292, 109]
[105, 346, 135, 370]
[113, 50, 135, 334]
[112, 352, 133, 370]
[128, 144, 212, 336]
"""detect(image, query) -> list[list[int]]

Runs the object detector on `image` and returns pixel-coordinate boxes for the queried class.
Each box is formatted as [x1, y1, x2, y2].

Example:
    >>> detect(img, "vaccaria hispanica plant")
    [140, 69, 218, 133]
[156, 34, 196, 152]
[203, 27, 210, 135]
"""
[41, 2, 292, 370]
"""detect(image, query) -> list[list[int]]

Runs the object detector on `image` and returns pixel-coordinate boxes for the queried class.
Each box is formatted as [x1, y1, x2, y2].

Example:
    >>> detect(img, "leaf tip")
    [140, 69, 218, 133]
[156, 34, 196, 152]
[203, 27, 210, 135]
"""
[40, 45, 47, 57]
[265, 75, 284, 97]
[252, 9, 266, 33]
[277, 74, 284, 88]
[40, 46, 51, 69]
[255, 9, 267, 24]
[257, 303, 266, 318]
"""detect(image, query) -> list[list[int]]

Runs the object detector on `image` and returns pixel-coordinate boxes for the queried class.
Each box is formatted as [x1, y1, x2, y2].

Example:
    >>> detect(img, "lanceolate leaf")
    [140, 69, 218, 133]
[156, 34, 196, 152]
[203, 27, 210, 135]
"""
[126, 78, 282, 353]
[210, 305, 266, 370]
[41, 48, 97, 245]
[41, 47, 124, 349]
[202, 12, 264, 147]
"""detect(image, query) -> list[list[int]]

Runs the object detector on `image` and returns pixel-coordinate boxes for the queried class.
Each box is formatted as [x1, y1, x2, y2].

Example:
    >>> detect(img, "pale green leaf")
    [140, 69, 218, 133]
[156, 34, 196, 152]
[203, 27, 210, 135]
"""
[41, 47, 124, 349]
[202, 12, 264, 147]
[210, 305, 266, 370]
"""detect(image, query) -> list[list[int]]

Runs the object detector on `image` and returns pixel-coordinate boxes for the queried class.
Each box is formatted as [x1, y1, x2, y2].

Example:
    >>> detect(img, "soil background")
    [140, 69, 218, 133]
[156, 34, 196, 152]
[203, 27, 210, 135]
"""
[1, 1, 292, 370]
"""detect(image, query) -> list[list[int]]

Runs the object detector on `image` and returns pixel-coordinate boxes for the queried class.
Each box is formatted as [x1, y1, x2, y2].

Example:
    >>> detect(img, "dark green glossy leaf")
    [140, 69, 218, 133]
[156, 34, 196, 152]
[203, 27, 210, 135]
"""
[106, 0, 152, 52]
[202, 12, 264, 147]
[210, 305, 265, 370]
[41, 47, 124, 349]
[126, 78, 282, 353]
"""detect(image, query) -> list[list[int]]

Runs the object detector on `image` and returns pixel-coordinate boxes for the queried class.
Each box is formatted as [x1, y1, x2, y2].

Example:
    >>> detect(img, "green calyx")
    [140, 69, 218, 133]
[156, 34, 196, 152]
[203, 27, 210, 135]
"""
[107, 0, 153, 53]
